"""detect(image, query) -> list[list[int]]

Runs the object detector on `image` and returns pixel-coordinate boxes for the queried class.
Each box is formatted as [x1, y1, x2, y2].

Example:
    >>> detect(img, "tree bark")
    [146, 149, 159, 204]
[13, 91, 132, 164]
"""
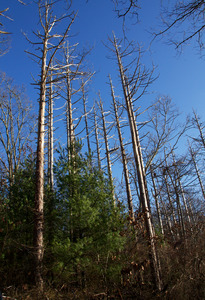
[150, 165, 164, 237]
[109, 75, 134, 220]
[98, 94, 115, 204]
[113, 34, 162, 291]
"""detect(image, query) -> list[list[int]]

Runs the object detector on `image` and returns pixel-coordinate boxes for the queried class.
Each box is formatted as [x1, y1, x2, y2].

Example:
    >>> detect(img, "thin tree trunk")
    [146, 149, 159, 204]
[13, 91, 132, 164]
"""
[65, 67, 75, 157]
[172, 152, 192, 228]
[34, 33, 48, 291]
[150, 166, 164, 237]
[166, 165, 186, 238]
[98, 94, 115, 204]
[113, 34, 162, 291]
[82, 83, 91, 157]
[93, 103, 101, 170]
[109, 75, 134, 220]
[193, 110, 205, 149]
[190, 146, 205, 200]
[48, 70, 54, 190]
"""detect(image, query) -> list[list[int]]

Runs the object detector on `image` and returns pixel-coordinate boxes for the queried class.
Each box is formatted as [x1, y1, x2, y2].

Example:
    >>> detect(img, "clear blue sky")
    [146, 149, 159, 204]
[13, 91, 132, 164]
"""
[1, 0, 205, 149]
[1, 0, 204, 116]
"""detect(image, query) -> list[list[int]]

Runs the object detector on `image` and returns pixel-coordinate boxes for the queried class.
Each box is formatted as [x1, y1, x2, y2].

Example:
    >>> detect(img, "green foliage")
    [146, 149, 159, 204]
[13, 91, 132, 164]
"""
[0, 154, 36, 287]
[49, 143, 126, 286]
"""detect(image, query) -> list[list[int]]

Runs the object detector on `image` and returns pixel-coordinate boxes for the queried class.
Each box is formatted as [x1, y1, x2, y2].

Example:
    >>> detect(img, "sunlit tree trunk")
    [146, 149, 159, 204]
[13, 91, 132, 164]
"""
[29, 1, 76, 290]
[34, 30, 47, 291]
[98, 94, 115, 203]
[113, 34, 162, 291]
[82, 83, 91, 157]
[65, 62, 75, 158]
[48, 70, 54, 190]
[93, 103, 101, 170]
[109, 74, 134, 220]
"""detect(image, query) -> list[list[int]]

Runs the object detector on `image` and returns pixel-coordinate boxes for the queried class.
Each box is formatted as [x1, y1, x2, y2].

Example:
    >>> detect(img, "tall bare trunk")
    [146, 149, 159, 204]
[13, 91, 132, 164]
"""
[82, 84, 91, 157]
[34, 33, 48, 291]
[93, 103, 101, 170]
[48, 71, 54, 190]
[150, 165, 164, 237]
[113, 34, 162, 291]
[65, 67, 75, 157]
[98, 94, 115, 204]
[109, 75, 134, 220]
[190, 146, 205, 200]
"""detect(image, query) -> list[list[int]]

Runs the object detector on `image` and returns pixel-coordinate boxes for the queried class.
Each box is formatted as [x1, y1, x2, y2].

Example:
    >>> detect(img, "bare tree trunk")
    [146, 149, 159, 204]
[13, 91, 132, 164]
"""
[109, 75, 134, 220]
[98, 94, 115, 204]
[93, 103, 101, 170]
[82, 83, 91, 157]
[0, 74, 35, 187]
[113, 34, 162, 291]
[30, 1, 76, 290]
[166, 165, 186, 238]
[193, 110, 205, 149]
[163, 173, 178, 227]
[150, 166, 164, 237]
[65, 64, 75, 157]
[48, 70, 54, 191]
[34, 32, 47, 291]
[171, 152, 192, 229]
[190, 145, 205, 200]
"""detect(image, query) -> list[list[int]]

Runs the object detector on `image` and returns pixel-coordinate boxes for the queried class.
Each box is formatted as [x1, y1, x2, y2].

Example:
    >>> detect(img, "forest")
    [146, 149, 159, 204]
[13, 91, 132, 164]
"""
[1, 0, 205, 299]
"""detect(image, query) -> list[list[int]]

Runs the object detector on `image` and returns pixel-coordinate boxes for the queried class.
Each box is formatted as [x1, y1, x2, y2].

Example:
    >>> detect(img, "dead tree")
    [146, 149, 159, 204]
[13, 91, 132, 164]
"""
[172, 152, 192, 229]
[0, 72, 35, 186]
[192, 111, 205, 150]
[82, 83, 92, 157]
[109, 74, 134, 220]
[56, 42, 92, 158]
[150, 165, 164, 237]
[93, 102, 102, 170]
[111, 34, 162, 291]
[25, 0, 76, 290]
[155, 0, 205, 51]
[163, 172, 179, 234]
[98, 94, 115, 203]
[164, 153, 186, 238]
[189, 145, 205, 200]
[47, 69, 54, 190]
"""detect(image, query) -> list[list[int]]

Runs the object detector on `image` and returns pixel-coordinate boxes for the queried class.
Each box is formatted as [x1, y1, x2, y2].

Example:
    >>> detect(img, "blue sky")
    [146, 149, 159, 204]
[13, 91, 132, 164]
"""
[1, 0, 204, 116]
[1, 0, 205, 154]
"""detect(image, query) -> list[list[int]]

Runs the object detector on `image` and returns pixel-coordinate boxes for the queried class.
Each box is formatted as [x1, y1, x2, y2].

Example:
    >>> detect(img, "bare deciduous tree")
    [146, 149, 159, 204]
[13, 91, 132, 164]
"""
[109, 74, 134, 220]
[0, 72, 35, 186]
[110, 33, 162, 291]
[26, 0, 76, 290]
[155, 0, 205, 50]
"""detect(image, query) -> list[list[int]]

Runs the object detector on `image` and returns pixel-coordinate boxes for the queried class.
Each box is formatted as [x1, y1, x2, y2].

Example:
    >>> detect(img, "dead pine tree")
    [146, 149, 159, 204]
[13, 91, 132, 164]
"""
[93, 102, 102, 170]
[47, 68, 54, 191]
[98, 93, 115, 204]
[110, 33, 163, 291]
[82, 82, 92, 158]
[63, 44, 75, 158]
[56, 42, 92, 159]
[109, 74, 135, 221]
[25, 0, 76, 290]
